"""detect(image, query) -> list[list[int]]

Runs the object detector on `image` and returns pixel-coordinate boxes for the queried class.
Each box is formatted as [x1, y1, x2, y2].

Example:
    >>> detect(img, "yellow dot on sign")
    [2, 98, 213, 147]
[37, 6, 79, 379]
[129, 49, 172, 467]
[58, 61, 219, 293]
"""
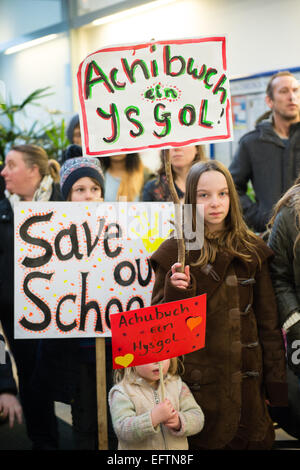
[85, 206, 89, 210]
[20, 248, 24, 252]
[53, 294, 57, 297]
[119, 292, 122, 295]
[24, 306, 27, 310]
[21, 210, 24, 214]
[97, 285, 101, 289]
[50, 228, 54, 231]
[69, 309, 72, 313]
[98, 258, 102, 262]
[64, 269, 67, 272]
[64, 280, 67, 283]
[62, 214, 66, 217]
[129, 248, 133, 253]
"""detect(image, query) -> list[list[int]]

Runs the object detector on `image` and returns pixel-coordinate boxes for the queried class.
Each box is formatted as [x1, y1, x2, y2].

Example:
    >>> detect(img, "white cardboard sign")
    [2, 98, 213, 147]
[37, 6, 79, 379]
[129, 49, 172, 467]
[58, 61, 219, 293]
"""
[14, 202, 173, 338]
[77, 36, 232, 156]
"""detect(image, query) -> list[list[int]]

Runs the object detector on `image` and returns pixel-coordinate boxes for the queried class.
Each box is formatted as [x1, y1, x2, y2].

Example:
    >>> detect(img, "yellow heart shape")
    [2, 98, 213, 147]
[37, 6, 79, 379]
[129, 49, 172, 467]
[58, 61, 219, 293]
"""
[115, 353, 134, 368]
[186, 316, 202, 331]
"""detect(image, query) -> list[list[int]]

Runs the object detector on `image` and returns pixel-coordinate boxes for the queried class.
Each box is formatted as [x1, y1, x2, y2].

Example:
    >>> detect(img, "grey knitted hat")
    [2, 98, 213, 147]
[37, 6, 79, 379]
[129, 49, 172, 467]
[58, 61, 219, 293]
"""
[60, 157, 105, 200]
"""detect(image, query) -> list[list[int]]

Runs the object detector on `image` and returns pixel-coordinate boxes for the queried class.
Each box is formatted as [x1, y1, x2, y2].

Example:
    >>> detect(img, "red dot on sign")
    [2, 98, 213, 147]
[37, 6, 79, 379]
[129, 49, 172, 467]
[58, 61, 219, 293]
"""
[110, 288, 114, 291]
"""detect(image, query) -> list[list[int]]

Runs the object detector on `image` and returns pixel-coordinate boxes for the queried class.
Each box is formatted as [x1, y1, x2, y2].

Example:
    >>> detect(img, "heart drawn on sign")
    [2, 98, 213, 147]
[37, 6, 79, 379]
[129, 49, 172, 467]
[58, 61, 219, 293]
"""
[115, 353, 134, 368]
[186, 316, 202, 331]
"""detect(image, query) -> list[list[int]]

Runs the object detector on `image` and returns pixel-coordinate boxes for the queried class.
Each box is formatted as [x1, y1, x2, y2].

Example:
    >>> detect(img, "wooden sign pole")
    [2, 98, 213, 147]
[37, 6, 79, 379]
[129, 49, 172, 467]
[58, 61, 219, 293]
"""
[95, 149, 187, 445]
[163, 149, 185, 270]
[157, 149, 187, 400]
[96, 337, 108, 450]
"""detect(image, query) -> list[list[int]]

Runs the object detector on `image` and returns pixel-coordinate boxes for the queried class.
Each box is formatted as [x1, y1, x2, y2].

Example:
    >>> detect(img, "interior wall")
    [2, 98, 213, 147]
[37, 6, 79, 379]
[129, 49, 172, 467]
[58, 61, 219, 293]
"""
[0, 0, 62, 43]
[72, 0, 300, 80]
[0, 34, 72, 133]
[1, 0, 300, 168]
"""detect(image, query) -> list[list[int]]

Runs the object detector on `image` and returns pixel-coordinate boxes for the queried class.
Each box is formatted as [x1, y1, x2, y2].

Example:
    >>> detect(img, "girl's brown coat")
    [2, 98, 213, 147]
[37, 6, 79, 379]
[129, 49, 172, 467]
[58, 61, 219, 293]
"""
[150, 237, 287, 449]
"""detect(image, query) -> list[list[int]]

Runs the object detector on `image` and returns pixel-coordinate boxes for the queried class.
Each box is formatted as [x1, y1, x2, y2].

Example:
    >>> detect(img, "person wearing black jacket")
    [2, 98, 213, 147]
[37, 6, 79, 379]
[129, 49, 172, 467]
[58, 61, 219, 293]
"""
[229, 71, 300, 233]
[268, 180, 300, 439]
[0, 333, 22, 428]
[0, 144, 63, 449]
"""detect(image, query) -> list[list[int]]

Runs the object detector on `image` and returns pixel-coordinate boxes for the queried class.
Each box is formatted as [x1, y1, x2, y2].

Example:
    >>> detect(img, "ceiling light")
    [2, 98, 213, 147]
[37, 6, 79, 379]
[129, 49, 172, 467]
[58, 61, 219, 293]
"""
[4, 34, 58, 55]
[92, 0, 176, 26]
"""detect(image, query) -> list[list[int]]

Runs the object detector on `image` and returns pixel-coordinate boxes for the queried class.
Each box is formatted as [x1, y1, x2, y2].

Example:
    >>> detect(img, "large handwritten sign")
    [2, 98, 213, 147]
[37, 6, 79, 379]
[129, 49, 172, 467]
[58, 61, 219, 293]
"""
[77, 36, 232, 156]
[111, 295, 206, 368]
[14, 202, 173, 339]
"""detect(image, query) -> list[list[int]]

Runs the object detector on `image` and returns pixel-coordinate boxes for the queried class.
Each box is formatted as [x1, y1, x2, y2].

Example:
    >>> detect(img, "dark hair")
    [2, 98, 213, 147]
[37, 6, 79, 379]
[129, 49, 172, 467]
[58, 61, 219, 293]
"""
[100, 153, 141, 172]
[67, 177, 103, 201]
[66, 114, 80, 143]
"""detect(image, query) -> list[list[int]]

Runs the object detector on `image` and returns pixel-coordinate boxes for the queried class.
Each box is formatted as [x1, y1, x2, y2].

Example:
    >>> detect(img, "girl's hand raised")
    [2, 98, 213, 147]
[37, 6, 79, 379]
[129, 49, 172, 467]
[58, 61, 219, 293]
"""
[170, 263, 191, 290]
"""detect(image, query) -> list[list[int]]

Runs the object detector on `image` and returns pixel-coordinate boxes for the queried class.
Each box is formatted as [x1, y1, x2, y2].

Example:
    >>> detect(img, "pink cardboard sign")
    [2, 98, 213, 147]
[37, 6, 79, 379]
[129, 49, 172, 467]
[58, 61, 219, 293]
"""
[77, 36, 232, 157]
[111, 294, 206, 368]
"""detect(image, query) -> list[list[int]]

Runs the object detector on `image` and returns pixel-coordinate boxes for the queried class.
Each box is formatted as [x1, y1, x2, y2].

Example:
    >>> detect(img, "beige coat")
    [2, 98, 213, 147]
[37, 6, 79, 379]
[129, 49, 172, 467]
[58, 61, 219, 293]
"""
[109, 375, 204, 450]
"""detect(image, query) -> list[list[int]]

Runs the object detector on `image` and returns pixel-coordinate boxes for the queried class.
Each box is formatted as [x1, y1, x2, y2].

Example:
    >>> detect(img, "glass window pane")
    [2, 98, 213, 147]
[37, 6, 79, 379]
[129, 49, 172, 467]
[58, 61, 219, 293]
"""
[0, 0, 62, 43]
[76, 0, 128, 16]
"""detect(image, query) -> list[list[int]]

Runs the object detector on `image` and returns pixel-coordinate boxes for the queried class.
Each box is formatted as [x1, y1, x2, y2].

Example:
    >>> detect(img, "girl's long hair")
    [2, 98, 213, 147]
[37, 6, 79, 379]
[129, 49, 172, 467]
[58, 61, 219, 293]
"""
[268, 176, 300, 255]
[184, 160, 261, 266]
[100, 153, 144, 201]
[113, 357, 184, 385]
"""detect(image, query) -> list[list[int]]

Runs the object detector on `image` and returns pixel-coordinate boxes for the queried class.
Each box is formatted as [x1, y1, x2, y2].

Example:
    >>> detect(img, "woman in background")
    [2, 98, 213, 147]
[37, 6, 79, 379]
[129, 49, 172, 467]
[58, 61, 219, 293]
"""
[100, 153, 153, 202]
[142, 145, 207, 203]
[0, 144, 62, 449]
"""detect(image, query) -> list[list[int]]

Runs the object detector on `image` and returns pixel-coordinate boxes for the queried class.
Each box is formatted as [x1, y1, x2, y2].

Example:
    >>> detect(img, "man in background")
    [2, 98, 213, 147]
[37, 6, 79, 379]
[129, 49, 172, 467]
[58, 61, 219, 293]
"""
[229, 71, 300, 233]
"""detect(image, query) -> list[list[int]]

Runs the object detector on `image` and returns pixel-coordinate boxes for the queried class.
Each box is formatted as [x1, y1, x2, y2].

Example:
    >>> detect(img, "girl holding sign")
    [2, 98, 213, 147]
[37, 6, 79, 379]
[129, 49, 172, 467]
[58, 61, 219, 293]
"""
[109, 357, 204, 450]
[150, 160, 287, 450]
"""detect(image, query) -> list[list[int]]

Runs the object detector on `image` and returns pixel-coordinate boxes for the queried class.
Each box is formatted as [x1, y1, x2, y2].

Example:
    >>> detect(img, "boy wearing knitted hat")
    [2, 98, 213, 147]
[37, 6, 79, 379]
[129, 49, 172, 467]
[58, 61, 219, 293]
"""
[60, 156, 105, 201]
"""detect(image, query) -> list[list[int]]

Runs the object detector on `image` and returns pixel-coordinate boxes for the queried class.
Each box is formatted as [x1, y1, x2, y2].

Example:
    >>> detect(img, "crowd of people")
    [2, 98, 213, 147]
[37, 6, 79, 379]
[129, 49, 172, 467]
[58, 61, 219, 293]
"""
[1, 70, 300, 450]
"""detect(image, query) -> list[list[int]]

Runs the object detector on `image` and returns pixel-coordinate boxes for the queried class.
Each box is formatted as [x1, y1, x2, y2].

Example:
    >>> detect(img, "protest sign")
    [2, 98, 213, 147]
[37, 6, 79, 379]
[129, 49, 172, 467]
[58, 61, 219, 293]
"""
[77, 36, 232, 156]
[14, 201, 174, 339]
[111, 294, 206, 368]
